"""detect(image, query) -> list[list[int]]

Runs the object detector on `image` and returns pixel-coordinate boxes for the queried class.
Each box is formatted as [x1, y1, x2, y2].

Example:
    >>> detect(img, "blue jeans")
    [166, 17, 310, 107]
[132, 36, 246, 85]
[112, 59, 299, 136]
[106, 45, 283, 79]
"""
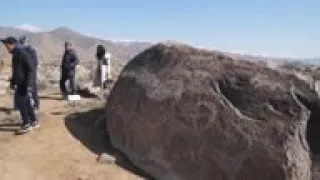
[14, 88, 37, 125]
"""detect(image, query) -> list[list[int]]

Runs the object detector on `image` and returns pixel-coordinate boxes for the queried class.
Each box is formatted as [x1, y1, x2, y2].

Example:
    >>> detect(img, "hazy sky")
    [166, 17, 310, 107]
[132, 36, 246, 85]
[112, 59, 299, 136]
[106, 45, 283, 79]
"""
[1, 0, 319, 58]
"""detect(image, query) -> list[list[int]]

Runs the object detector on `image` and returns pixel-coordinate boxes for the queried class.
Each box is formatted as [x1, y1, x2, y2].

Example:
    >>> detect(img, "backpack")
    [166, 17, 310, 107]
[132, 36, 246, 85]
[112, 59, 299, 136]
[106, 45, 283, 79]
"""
[24, 45, 38, 67]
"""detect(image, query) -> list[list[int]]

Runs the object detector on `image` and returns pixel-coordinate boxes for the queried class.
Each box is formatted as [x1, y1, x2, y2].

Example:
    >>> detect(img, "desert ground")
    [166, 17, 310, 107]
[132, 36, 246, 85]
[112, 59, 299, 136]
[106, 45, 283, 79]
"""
[0, 88, 151, 180]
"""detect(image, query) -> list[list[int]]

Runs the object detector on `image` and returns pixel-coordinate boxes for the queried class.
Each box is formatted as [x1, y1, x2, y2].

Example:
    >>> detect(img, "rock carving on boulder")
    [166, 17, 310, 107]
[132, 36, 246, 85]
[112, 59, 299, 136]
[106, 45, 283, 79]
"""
[106, 43, 318, 180]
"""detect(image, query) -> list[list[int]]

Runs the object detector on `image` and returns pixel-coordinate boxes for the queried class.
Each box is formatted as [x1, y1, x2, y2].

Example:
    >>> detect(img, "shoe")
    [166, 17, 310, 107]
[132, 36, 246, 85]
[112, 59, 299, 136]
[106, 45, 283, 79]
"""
[15, 123, 32, 135]
[31, 121, 40, 129]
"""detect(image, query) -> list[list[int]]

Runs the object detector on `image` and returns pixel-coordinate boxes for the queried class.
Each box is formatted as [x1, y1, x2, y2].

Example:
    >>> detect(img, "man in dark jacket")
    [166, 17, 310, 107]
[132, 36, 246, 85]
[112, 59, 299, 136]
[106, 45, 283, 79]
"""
[1, 37, 39, 134]
[60, 41, 79, 97]
[18, 35, 39, 109]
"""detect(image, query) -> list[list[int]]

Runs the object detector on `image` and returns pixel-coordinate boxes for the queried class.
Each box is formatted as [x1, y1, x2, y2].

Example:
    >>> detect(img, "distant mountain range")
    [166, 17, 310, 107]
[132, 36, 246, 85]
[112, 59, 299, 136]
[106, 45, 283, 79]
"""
[291, 58, 320, 67]
[0, 26, 319, 68]
[0, 26, 153, 65]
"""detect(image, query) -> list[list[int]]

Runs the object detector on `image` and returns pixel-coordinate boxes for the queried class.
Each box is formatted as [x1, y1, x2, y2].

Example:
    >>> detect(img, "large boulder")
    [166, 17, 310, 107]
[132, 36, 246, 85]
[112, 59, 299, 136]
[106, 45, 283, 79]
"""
[106, 43, 314, 180]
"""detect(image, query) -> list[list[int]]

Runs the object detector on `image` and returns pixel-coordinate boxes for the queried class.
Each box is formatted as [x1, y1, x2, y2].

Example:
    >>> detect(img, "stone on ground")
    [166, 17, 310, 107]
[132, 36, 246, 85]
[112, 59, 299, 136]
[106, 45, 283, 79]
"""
[97, 153, 116, 164]
[106, 43, 314, 180]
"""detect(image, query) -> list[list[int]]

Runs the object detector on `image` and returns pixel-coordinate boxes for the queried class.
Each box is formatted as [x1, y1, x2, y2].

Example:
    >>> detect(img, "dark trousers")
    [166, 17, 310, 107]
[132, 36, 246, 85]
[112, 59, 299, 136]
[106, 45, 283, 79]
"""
[32, 86, 39, 109]
[15, 88, 37, 125]
[60, 69, 76, 95]
[15, 79, 39, 110]
[33, 74, 39, 109]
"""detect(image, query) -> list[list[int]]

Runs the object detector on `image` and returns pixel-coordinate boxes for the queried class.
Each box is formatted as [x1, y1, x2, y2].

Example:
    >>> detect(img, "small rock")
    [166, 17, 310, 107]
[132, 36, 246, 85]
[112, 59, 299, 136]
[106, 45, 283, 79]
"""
[76, 176, 89, 180]
[97, 153, 116, 164]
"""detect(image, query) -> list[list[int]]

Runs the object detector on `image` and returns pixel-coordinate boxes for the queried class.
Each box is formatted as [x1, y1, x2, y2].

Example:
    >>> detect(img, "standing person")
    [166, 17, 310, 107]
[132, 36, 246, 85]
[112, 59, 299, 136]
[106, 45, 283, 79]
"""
[1, 37, 39, 134]
[94, 45, 111, 91]
[60, 41, 79, 98]
[18, 35, 39, 109]
[94, 45, 107, 91]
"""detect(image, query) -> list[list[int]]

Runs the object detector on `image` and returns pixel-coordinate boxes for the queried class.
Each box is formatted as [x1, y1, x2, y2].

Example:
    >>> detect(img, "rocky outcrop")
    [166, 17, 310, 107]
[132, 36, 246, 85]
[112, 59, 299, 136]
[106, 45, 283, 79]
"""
[78, 79, 115, 98]
[77, 83, 101, 98]
[0, 81, 9, 95]
[106, 43, 315, 180]
[0, 58, 11, 95]
[0, 75, 10, 96]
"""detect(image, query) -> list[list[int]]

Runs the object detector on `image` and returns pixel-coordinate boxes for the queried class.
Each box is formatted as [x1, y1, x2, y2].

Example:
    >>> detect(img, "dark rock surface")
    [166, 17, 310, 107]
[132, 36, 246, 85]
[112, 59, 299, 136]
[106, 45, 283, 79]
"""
[106, 43, 316, 180]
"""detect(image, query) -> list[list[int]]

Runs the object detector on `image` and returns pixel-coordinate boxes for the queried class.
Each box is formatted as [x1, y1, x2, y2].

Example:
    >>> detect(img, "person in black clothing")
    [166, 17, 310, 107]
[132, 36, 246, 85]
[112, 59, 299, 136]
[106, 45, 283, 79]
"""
[60, 41, 79, 97]
[1, 37, 39, 134]
[18, 35, 39, 109]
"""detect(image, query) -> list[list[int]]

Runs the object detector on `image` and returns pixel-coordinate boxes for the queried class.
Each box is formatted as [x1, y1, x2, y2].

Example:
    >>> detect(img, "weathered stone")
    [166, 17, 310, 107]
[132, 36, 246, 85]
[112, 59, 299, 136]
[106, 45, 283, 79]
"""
[0, 75, 9, 81]
[0, 81, 9, 88]
[0, 89, 7, 95]
[106, 43, 315, 180]
[77, 83, 101, 98]
[97, 153, 116, 164]
[0, 80, 9, 95]
[77, 80, 116, 99]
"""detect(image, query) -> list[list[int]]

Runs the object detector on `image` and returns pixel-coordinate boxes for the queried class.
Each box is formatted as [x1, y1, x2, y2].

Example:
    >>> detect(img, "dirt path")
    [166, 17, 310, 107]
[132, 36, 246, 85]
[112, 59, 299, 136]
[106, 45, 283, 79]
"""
[0, 90, 147, 180]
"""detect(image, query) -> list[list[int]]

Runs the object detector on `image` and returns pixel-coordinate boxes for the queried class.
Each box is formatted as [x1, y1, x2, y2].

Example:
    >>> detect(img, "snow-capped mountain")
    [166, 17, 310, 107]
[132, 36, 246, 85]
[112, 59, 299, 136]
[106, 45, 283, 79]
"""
[16, 24, 43, 33]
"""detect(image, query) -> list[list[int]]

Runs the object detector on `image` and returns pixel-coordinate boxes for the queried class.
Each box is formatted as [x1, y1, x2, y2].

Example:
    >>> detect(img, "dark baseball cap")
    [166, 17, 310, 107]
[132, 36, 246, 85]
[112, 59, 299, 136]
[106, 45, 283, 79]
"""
[0, 37, 17, 44]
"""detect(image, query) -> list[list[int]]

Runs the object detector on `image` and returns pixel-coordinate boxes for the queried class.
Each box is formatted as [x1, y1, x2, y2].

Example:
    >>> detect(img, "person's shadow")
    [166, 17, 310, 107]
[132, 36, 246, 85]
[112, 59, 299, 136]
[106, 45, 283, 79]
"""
[64, 108, 155, 180]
